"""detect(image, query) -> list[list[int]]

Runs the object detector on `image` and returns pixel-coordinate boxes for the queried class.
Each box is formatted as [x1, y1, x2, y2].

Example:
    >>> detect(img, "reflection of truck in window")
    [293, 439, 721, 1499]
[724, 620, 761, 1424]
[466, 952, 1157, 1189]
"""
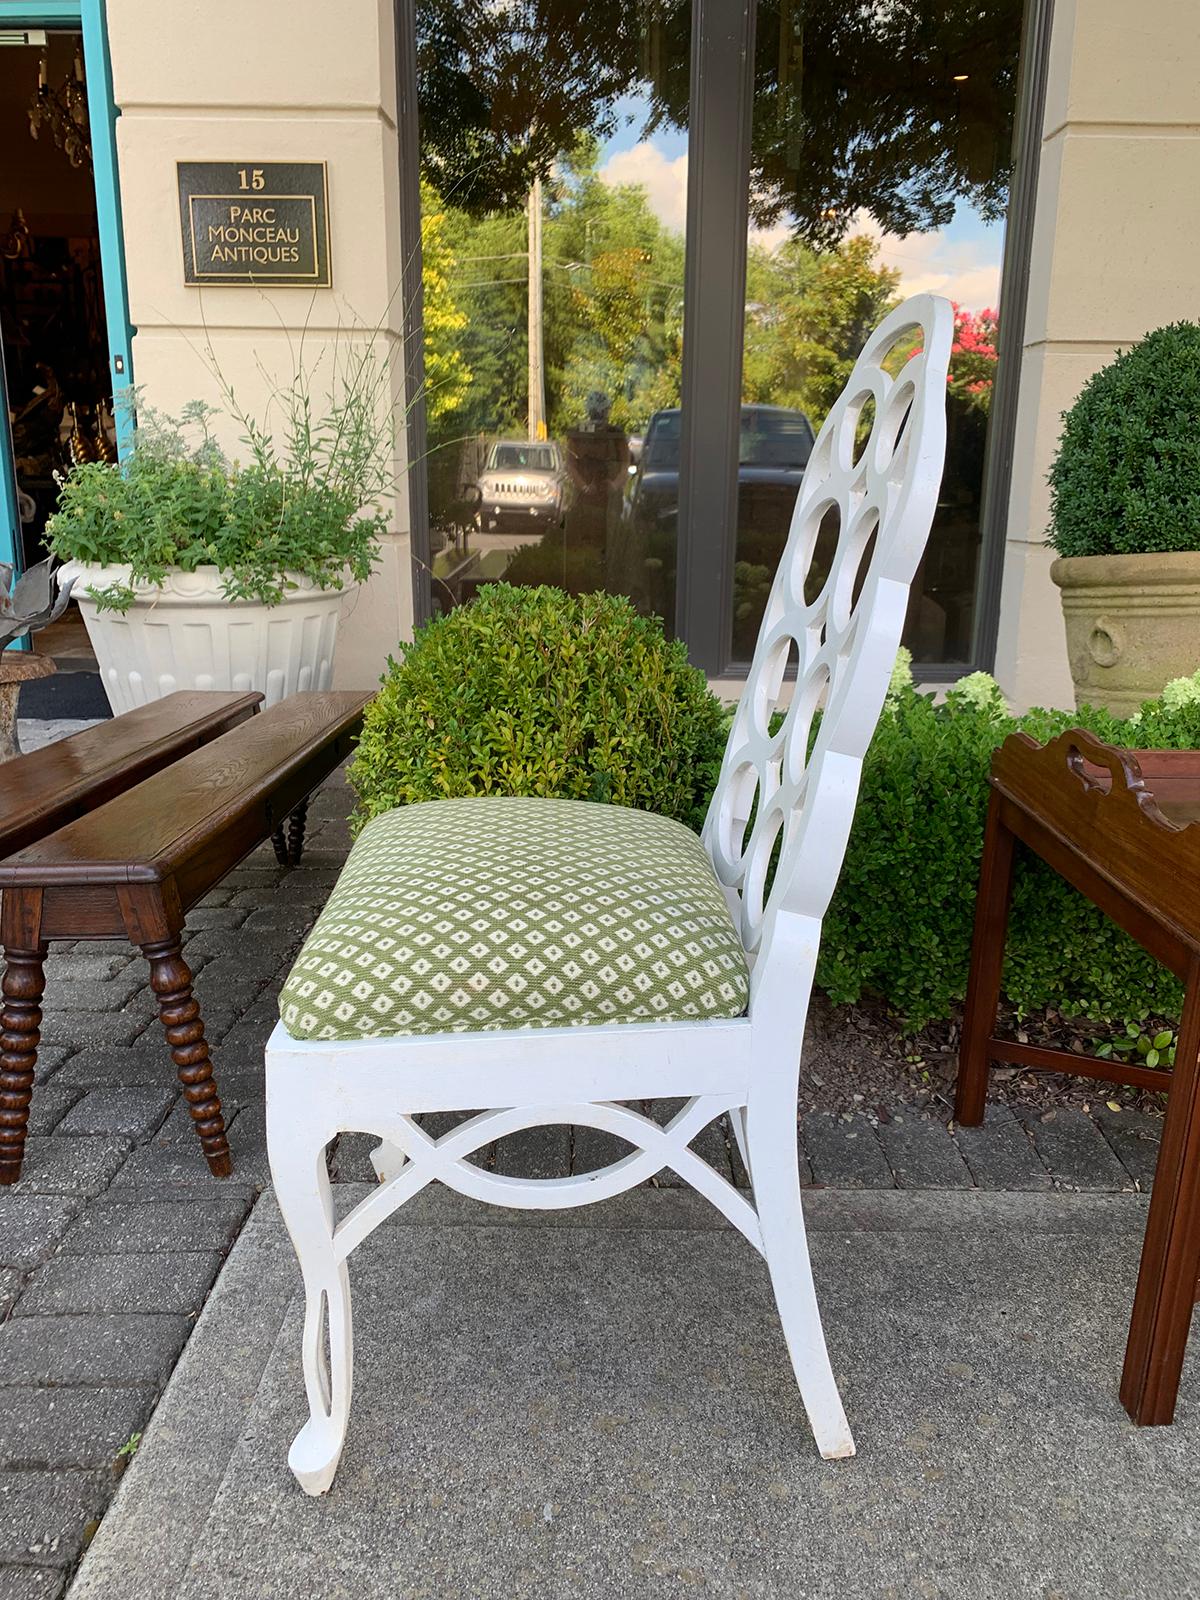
[475, 440, 566, 533]
[627, 404, 816, 543]
[625, 404, 817, 654]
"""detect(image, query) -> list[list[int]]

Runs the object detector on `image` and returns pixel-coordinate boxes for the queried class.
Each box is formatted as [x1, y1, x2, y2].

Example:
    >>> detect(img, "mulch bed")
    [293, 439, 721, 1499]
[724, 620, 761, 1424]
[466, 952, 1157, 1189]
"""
[802, 990, 1170, 1122]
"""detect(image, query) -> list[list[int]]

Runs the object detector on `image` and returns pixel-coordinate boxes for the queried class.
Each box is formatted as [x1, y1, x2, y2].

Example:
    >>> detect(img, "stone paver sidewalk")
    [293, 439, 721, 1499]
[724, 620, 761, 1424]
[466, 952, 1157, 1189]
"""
[0, 756, 1172, 1600]
[67, 1187, 1200, 1600]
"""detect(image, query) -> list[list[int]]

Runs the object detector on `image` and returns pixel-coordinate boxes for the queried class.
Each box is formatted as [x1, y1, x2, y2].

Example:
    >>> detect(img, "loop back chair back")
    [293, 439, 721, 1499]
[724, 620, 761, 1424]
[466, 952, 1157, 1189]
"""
[266, 293, 954, 1493]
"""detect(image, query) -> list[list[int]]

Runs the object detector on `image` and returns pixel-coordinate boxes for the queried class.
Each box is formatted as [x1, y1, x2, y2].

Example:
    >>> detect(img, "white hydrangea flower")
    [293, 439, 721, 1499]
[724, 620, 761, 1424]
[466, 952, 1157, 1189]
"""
[886, 646, 914, 700]
[1160, 669, 1200, 712]
[948, 670, 1008, 717]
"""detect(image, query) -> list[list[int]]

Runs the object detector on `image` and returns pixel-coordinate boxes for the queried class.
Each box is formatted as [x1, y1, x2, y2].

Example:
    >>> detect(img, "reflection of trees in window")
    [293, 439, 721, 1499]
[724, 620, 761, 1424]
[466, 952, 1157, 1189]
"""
[415, 0, 1021, 244]
[749, 0, 1021, 246]
[948, 306, 999, 412]
[415, 0, 1020, 652]
[425, 148, 685, 444]
[416, 0, 686, 215]
[744, 235, 901, 427]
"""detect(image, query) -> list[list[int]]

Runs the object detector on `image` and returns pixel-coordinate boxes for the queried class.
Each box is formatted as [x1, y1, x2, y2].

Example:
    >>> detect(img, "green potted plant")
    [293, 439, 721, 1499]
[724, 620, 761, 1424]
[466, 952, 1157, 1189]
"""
[1048, 321, 1200, 714]
[47, 351, 389, 712]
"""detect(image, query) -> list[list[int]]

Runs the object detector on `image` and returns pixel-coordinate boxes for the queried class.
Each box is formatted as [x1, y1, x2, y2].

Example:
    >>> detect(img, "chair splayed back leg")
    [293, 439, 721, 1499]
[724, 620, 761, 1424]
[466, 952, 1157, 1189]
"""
[266, 294, 954, 1494]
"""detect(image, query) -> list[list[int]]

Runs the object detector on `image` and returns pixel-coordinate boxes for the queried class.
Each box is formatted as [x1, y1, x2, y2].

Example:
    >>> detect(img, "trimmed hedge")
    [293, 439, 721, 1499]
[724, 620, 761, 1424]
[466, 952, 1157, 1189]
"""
[817, 668, 1200, 1027]
[349, 584, 727, 834]
[350, 577, 1200, 1030]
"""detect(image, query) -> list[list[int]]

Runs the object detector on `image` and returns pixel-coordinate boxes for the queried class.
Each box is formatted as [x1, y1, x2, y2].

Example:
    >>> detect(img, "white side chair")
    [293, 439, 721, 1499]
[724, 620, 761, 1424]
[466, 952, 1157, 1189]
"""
[266, 293, 953, 1495]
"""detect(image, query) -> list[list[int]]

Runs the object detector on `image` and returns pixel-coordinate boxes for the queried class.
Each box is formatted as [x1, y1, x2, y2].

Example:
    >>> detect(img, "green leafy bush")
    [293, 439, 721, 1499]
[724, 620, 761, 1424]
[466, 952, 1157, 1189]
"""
[47, 354, 389, 610]
[1048, 322, 1200, 559]
[349, 584, 727, 833]
[817, 666, 1200, 1028]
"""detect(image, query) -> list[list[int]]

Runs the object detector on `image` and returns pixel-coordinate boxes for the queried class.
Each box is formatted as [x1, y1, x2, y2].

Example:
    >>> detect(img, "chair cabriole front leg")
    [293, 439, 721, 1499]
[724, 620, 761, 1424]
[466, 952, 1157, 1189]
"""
[268, 1093, 354, 1495]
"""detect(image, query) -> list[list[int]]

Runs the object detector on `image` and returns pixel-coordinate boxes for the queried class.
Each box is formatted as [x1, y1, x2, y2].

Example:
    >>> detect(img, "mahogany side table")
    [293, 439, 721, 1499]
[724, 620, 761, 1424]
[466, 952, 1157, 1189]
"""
[955, 727, 1200, 1426]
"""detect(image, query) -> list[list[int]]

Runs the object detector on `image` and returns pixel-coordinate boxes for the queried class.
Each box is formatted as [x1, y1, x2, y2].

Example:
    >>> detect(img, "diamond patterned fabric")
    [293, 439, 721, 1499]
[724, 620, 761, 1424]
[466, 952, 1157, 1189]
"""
[278, 796, 751, 1040]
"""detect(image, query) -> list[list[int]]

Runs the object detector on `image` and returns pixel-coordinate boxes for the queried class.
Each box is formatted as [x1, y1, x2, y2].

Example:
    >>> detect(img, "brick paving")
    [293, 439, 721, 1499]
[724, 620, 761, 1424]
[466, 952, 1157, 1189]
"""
[0, 755, 1168, 1599]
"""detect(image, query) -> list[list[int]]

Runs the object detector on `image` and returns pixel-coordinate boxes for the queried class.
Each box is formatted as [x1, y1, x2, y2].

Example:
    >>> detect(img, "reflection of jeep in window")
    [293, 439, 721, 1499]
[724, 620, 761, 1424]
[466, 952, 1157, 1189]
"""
[475, 441, 566, 532]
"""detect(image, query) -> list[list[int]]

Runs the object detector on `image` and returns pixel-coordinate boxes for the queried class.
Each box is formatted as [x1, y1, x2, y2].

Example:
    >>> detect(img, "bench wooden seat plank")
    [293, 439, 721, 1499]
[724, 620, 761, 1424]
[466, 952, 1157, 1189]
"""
[0, 690, 263, 861]
[1, 691, 368, 895]
[0, 690, 371, 1186]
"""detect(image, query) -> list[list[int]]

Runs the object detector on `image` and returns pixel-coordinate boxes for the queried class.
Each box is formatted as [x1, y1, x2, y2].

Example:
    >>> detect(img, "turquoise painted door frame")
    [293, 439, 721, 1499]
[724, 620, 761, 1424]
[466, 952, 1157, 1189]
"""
[79, 0, 135, 453]
[0, 0, 133, 596]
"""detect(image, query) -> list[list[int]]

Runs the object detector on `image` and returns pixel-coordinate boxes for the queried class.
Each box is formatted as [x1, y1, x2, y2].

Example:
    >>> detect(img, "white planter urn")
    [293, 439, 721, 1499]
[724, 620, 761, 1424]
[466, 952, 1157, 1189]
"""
[59, 562, 349, 715]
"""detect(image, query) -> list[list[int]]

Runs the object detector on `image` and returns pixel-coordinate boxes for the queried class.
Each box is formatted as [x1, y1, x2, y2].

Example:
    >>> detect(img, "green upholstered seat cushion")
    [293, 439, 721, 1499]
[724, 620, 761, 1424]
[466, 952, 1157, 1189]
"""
[278, 796, 750, 1040]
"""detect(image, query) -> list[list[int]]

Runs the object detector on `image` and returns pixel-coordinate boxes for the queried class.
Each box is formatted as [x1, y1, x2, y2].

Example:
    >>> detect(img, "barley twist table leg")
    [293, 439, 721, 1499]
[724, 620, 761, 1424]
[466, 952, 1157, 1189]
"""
[286, 797, 309, 866]
[143, 937, 231, 1178]
[0, 945, 47, 1185]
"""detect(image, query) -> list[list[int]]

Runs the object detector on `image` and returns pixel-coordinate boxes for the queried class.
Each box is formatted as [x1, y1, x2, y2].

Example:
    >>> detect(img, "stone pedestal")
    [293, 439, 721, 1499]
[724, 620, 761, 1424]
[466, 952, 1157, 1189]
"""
[0, 653, 56, 761]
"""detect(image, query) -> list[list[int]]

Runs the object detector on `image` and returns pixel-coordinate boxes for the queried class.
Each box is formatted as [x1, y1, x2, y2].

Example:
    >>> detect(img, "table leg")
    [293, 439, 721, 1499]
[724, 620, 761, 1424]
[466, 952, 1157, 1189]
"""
[142, 937, 231, 1179]
[0, 943, 47, 1185]
[955, 789, 1016, 1126]
[1120, 957, 1200, 1424]
[271, 799, 309, 867]
[286, 797, 309, 865]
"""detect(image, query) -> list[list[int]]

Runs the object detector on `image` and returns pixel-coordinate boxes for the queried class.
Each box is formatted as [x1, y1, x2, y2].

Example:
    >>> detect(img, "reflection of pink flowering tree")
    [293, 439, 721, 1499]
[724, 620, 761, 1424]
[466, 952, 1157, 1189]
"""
[947, 304, 998, 412]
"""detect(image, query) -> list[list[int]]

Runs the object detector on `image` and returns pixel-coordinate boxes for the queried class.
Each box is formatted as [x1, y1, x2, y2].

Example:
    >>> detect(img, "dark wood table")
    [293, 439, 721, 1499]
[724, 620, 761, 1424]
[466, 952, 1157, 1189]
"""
[0, 689, 370, 1185]
[955, 728, 1200, 1426]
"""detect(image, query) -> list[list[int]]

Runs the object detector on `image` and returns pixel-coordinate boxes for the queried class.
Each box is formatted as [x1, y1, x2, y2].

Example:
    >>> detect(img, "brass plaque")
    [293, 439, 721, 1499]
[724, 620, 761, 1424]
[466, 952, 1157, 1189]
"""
[177, 161, 331, 287]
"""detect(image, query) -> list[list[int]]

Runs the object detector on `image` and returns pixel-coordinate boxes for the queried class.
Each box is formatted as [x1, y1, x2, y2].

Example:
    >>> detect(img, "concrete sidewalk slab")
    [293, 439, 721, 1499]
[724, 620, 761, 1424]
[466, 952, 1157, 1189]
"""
[67, 1187, 1198, 1600]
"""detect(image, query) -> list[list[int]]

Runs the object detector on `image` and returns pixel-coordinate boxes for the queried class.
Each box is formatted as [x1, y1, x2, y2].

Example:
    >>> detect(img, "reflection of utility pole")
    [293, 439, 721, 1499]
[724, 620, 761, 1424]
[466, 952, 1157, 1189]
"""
[527, 174, 546, 441]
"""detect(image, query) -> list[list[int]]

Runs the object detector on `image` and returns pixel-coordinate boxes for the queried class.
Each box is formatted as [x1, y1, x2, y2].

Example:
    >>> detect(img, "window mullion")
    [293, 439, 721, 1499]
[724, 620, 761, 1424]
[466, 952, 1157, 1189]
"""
[675, 0, 758, 674]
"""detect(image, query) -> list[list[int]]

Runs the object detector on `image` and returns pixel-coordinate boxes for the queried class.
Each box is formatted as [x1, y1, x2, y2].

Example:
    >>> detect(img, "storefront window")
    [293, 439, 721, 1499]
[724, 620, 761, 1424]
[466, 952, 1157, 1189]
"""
[408, 0, 1032, 673]
[415, 0, 690, 625]
[733, 0, 1021, 665]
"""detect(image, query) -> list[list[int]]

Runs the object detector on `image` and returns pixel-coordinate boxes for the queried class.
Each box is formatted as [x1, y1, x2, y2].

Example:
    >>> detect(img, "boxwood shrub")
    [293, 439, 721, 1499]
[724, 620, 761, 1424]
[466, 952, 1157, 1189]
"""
[349, 583, 727, 833]
[818, 666, 1200, 1027]
[1048, 321, 1200, 559]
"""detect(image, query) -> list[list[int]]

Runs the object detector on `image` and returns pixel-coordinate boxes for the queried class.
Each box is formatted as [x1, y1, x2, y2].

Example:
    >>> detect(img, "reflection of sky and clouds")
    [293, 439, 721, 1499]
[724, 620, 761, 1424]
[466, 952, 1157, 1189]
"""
[597, 91, 1002, 310]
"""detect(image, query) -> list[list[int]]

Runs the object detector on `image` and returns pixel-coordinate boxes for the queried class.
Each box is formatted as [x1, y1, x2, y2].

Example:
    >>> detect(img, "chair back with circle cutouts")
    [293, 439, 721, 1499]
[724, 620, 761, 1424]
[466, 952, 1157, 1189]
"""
[702, 294, 953, 988]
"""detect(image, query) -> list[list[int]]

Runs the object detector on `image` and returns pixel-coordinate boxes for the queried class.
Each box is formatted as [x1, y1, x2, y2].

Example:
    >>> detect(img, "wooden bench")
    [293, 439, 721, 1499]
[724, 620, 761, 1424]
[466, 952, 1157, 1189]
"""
[0, 690, 263, 860]
[0, 689, 371, 1185]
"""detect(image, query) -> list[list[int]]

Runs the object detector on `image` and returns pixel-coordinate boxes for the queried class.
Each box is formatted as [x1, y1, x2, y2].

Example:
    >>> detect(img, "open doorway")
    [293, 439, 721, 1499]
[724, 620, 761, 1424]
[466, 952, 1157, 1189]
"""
[1, 24, 112, 714]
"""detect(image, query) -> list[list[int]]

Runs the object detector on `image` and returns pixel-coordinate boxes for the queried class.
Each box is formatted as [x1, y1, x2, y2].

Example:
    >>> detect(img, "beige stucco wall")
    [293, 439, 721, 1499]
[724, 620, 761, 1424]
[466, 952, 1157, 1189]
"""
[995, 0, 1200, 711]
[106, 0, 412, 690]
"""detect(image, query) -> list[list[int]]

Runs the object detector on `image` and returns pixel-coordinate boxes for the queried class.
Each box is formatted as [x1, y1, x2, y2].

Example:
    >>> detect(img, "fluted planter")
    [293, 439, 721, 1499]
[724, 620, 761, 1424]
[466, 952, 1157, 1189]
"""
[1050, 550, 1200, 716]
[59, 562, 349, 715]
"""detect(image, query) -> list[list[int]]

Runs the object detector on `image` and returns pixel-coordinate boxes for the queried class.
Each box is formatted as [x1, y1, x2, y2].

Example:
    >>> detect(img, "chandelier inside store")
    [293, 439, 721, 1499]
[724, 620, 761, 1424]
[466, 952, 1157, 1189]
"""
[28, 45, 91, 169]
